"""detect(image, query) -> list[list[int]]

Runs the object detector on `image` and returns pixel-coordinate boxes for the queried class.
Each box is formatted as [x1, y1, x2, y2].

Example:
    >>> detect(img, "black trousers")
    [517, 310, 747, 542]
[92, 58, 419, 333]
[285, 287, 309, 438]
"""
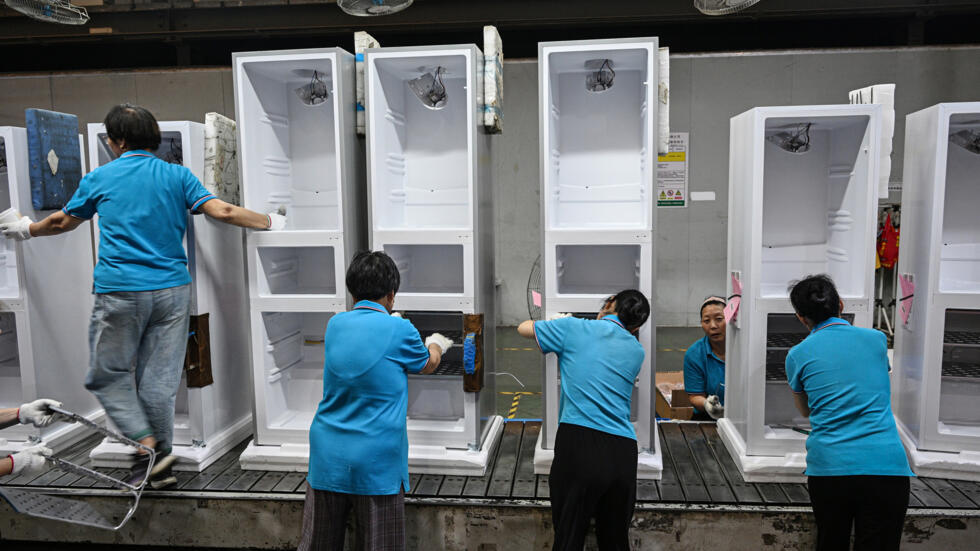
[807, 475, 910, 551]
[549, 423, 637, 551]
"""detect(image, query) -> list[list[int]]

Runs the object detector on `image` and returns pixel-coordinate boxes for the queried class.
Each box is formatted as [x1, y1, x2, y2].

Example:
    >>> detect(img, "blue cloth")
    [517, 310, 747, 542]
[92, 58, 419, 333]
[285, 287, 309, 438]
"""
[63, 150, 216, 293]
[533, 315, 644, 440]
[307, 300, 431, 495]
[785, 317, 913, 477]
[683, 336, 726, 414]
[83, 284, 191, 454]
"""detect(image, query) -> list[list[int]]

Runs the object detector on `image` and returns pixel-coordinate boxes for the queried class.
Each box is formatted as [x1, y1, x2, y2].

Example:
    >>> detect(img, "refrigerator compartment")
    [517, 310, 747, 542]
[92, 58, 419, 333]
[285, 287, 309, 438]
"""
[555, 244, 640, 295]
[384, 244, 464, 294]
[256, 246, 337, 296]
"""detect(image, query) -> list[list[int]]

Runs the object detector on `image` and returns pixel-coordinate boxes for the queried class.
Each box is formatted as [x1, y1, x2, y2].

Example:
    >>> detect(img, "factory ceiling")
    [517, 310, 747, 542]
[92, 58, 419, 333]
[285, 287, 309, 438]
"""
[1, 0, 980, 72]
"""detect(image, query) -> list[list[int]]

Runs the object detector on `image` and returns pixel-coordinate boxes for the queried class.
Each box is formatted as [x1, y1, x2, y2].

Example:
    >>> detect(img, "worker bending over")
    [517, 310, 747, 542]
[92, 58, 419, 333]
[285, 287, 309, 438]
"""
[0, 398, 69, 477]
[299, 251, 452, 551]
[786, 274, 912, 551]
[518, 290, 651, 551]
[683, 295, 727, 420]
[0, 104, 283, 489]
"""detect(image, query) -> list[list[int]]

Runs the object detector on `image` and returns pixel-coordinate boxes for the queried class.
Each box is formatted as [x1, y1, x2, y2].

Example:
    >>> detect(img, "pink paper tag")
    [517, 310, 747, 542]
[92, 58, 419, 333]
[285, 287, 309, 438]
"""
[724, 274, 742, 324]
[898, 274, 915, 325]
[532, 290, 542, 308]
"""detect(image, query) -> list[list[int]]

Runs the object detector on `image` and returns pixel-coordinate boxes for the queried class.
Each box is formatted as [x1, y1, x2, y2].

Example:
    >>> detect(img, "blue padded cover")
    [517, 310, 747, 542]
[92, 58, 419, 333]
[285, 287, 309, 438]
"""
[25, 108, 82, 210]
[463, 332, 477, 375]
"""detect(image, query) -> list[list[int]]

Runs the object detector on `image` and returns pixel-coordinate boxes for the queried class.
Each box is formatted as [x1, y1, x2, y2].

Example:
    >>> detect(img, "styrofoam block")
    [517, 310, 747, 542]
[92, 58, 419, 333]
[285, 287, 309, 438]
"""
[658, 47, 670, 156]
[849, 83, 895, 198]
[407, 415, 505, 476]
[898, 420, 980, 482]
[90, 416, 252, 472]
[717, 418, 808, 483]
[483, 25, 503, 134]
[239, 440, 310, 472]
[204, 112, 240, 206]
[354, 31, 380, 136]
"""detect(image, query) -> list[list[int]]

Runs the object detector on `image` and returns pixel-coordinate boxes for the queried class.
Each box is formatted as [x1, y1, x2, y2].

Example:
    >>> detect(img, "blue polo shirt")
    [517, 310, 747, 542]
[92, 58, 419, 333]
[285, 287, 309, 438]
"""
[785, 317, 913, 477]
[683, 336, 726, 414]
[307, 300, 431, 495]
[62, 150, 215, 293]
[534, 315, 644, 440]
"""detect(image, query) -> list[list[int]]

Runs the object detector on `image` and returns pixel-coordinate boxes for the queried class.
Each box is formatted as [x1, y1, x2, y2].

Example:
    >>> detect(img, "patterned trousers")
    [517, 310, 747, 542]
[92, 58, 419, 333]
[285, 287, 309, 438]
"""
[297, 485, 406, 551]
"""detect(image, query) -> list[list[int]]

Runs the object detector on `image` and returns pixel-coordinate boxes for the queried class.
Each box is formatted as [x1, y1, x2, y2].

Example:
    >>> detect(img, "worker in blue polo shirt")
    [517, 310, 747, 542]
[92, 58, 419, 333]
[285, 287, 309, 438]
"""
[786, 274, 912, 551]
[0, 104, 282, 489]
[299, 250, 453, 551]
[517, 289, 650, 551]
[683, 295, 727, 420]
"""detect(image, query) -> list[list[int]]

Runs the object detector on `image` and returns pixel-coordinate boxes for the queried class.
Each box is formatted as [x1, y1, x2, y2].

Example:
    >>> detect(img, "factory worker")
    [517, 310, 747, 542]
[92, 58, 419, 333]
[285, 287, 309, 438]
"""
[517, 290, 650, 551]
[0, 104, 284, 490]
[683, 295, 727, 420]
[299, 250, 452, 551]
[786, 274, 912, 551]
[0, 398, 70, 477]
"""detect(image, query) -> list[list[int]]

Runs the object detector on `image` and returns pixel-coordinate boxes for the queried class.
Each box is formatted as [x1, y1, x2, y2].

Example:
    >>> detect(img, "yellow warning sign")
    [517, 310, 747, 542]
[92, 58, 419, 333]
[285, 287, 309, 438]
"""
[658, 152, 686, 162]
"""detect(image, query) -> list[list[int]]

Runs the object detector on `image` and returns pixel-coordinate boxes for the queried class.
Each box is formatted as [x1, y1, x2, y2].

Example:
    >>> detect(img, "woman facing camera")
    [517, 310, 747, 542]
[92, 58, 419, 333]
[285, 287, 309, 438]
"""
[786, 274, 912, 551]
[683, 296, 727, 420]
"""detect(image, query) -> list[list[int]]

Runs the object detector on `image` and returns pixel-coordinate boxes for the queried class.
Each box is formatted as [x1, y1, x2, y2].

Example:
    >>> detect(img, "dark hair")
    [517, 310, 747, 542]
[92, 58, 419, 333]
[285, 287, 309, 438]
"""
[610, 289, 650, 331]
[789, 274, 841, 325]
[346, 250, 400, 302]
[104, 103, 161, 151]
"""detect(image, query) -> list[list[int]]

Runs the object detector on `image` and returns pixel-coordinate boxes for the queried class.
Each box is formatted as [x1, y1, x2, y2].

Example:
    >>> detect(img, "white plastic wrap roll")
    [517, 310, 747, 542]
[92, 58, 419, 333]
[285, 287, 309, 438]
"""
[355, 31, 380, 136]
[483, 25, 503, 134]
[849, 83, 895, 198]
[658, 47, 670, 156]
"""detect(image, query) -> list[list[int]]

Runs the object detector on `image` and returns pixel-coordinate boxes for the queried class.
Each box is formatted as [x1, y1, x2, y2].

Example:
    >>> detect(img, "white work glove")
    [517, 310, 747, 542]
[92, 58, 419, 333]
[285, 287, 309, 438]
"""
[0, 216, 33, 241]
[547, 312, 573, 321]
[424, 333, 453, 354]
[8, 445, 53, 477]
[705, 395, 725, 420]
[390, 311, 403, 318]
[266, 213, 287, 231]
[19, 398, 70, 428]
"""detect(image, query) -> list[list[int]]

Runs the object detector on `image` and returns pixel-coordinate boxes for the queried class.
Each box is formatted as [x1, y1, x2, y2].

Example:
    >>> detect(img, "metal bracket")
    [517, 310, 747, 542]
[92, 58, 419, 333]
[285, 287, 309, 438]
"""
[0, 406, 155, 531]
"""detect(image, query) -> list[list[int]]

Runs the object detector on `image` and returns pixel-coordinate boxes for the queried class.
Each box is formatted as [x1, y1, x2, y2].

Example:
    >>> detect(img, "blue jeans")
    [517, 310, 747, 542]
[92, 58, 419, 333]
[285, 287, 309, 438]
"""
[84, 284, 191, 454]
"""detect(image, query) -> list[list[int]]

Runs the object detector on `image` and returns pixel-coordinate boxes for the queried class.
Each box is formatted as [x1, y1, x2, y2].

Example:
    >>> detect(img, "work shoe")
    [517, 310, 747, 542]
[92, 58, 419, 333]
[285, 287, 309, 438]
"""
[149, 464, 178, 490]
[125, 448, 177, 487]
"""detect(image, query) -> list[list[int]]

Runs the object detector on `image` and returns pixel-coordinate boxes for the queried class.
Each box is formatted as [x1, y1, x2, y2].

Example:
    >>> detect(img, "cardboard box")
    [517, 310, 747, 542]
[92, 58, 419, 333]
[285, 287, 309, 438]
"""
[655, 371, 694, 420]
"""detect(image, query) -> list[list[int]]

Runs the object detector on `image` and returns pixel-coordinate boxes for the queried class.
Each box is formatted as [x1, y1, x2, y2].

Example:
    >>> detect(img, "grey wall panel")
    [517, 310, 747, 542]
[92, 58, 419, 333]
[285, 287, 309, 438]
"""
[133, 71, 226, 122]
[490, 60, 540, 325]
[50, 73, 139, 135]
[2, 47, 979, 325]
[0, 77, 52, 126]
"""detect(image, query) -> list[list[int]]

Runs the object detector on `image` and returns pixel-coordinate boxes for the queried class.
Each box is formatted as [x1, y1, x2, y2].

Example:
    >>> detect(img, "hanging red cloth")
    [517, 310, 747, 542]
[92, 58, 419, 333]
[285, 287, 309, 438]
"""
[877, 213, 900, 269]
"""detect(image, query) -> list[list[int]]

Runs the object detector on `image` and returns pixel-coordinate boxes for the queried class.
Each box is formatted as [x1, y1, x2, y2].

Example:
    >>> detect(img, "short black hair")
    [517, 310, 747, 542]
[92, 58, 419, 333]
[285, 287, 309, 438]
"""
[346, 250, 400, 302]
[104, 103, 161, 151]
[789, 274, 841, 325]
[611, 289, 650, 331]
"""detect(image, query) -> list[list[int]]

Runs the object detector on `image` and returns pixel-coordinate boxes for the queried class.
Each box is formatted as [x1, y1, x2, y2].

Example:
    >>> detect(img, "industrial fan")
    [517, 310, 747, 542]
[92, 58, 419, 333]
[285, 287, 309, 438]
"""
[3, 0, 89, 25]
[338, 0, 412, 16]
[694, 0, 760, 16]
[527, 255, 543, 320]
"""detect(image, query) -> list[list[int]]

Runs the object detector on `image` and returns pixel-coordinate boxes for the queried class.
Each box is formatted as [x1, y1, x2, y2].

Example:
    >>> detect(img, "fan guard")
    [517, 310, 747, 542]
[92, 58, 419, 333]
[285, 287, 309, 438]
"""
[338, 0, 413, 17]
[694, 0, 760, 16]
[4, 0, 89, 25]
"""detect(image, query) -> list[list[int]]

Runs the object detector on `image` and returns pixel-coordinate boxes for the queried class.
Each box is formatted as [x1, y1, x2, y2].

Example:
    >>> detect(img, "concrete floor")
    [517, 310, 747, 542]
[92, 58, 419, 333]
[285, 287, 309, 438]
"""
[493, 326, 703, 420]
